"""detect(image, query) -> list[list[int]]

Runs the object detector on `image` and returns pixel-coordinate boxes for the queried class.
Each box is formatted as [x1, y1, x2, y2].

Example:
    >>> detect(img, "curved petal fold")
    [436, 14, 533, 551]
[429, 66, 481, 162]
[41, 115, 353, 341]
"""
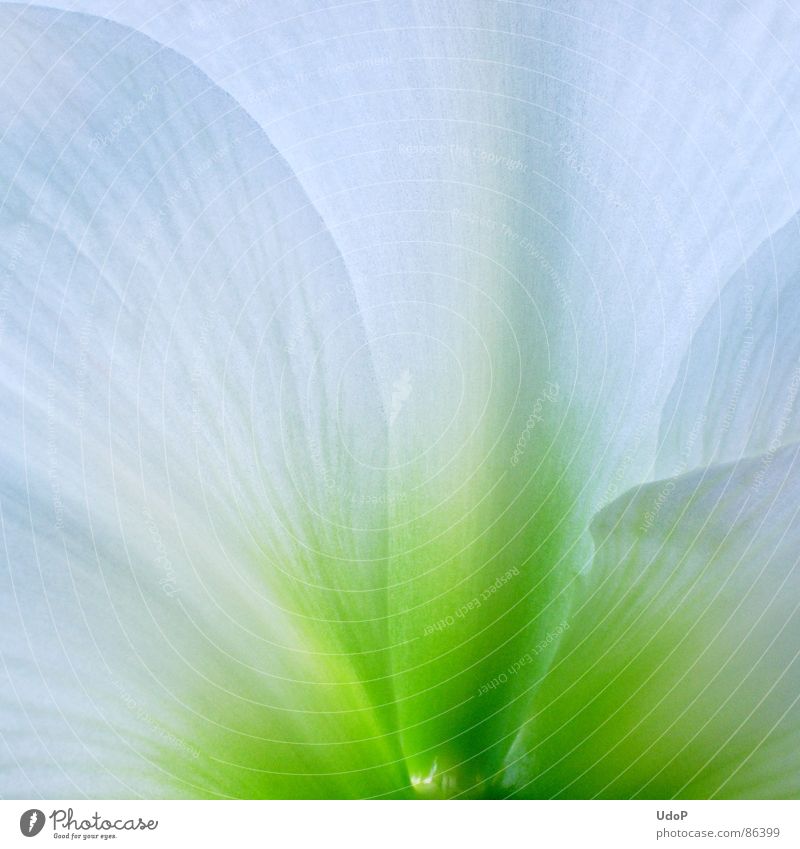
[0, 6, 406, 798]
[5, 1, 800, 798]
[506, 445, 800, 798]
[657, 214, 800, 476]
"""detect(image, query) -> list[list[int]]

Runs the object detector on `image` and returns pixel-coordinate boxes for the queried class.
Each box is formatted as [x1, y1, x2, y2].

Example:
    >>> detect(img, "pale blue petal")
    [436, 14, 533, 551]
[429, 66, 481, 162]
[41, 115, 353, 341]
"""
[506, 444, 800, 798]
[657, 215, 800, 476]
[0, 6, 406, 798]
[30, 0, 800, 791]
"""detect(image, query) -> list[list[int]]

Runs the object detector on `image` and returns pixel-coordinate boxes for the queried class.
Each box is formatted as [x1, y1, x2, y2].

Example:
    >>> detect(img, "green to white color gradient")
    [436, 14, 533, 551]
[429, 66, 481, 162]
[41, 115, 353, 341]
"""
[1, 2, 799, 799]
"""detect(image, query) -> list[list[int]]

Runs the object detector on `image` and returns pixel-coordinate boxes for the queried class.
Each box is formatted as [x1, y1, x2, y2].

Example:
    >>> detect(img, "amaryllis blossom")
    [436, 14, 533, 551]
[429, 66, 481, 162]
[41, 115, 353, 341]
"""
[1, 2, 799, 799]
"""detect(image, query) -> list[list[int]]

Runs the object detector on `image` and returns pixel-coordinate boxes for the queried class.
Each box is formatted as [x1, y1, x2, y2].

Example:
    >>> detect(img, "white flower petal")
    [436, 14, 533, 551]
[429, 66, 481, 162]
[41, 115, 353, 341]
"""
[0, 6, 406, 798]
[59, 1, 800, 492]
[28, 1, 800, 791]
[506, 444, 800, 798]
[657, 216, 800, 476]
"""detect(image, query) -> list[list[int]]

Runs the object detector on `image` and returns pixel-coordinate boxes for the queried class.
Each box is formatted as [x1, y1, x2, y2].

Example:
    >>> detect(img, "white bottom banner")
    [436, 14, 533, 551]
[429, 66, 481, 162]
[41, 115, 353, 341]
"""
[1, 800, 796, 848]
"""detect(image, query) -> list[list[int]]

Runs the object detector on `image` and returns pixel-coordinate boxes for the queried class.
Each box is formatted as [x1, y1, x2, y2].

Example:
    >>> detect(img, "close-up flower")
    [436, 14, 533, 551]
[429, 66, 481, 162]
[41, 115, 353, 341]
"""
[1, 1, 798, 801]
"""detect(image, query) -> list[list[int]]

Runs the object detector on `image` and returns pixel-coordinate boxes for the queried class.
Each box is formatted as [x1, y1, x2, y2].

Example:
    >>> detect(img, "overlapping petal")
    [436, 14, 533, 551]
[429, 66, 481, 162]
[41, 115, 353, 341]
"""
[506, 444, 800, 798]
[657, 215, 800, 476]
[1, 1, 799, 800]
[45, 1, 800, 791]
[0, 6, 406, 798]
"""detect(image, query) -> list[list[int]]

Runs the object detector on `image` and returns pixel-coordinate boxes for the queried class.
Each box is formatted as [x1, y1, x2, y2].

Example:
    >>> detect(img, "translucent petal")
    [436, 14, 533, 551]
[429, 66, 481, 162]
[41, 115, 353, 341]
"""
[506, 444, 800, 798]
[0, 6, 406, 798]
